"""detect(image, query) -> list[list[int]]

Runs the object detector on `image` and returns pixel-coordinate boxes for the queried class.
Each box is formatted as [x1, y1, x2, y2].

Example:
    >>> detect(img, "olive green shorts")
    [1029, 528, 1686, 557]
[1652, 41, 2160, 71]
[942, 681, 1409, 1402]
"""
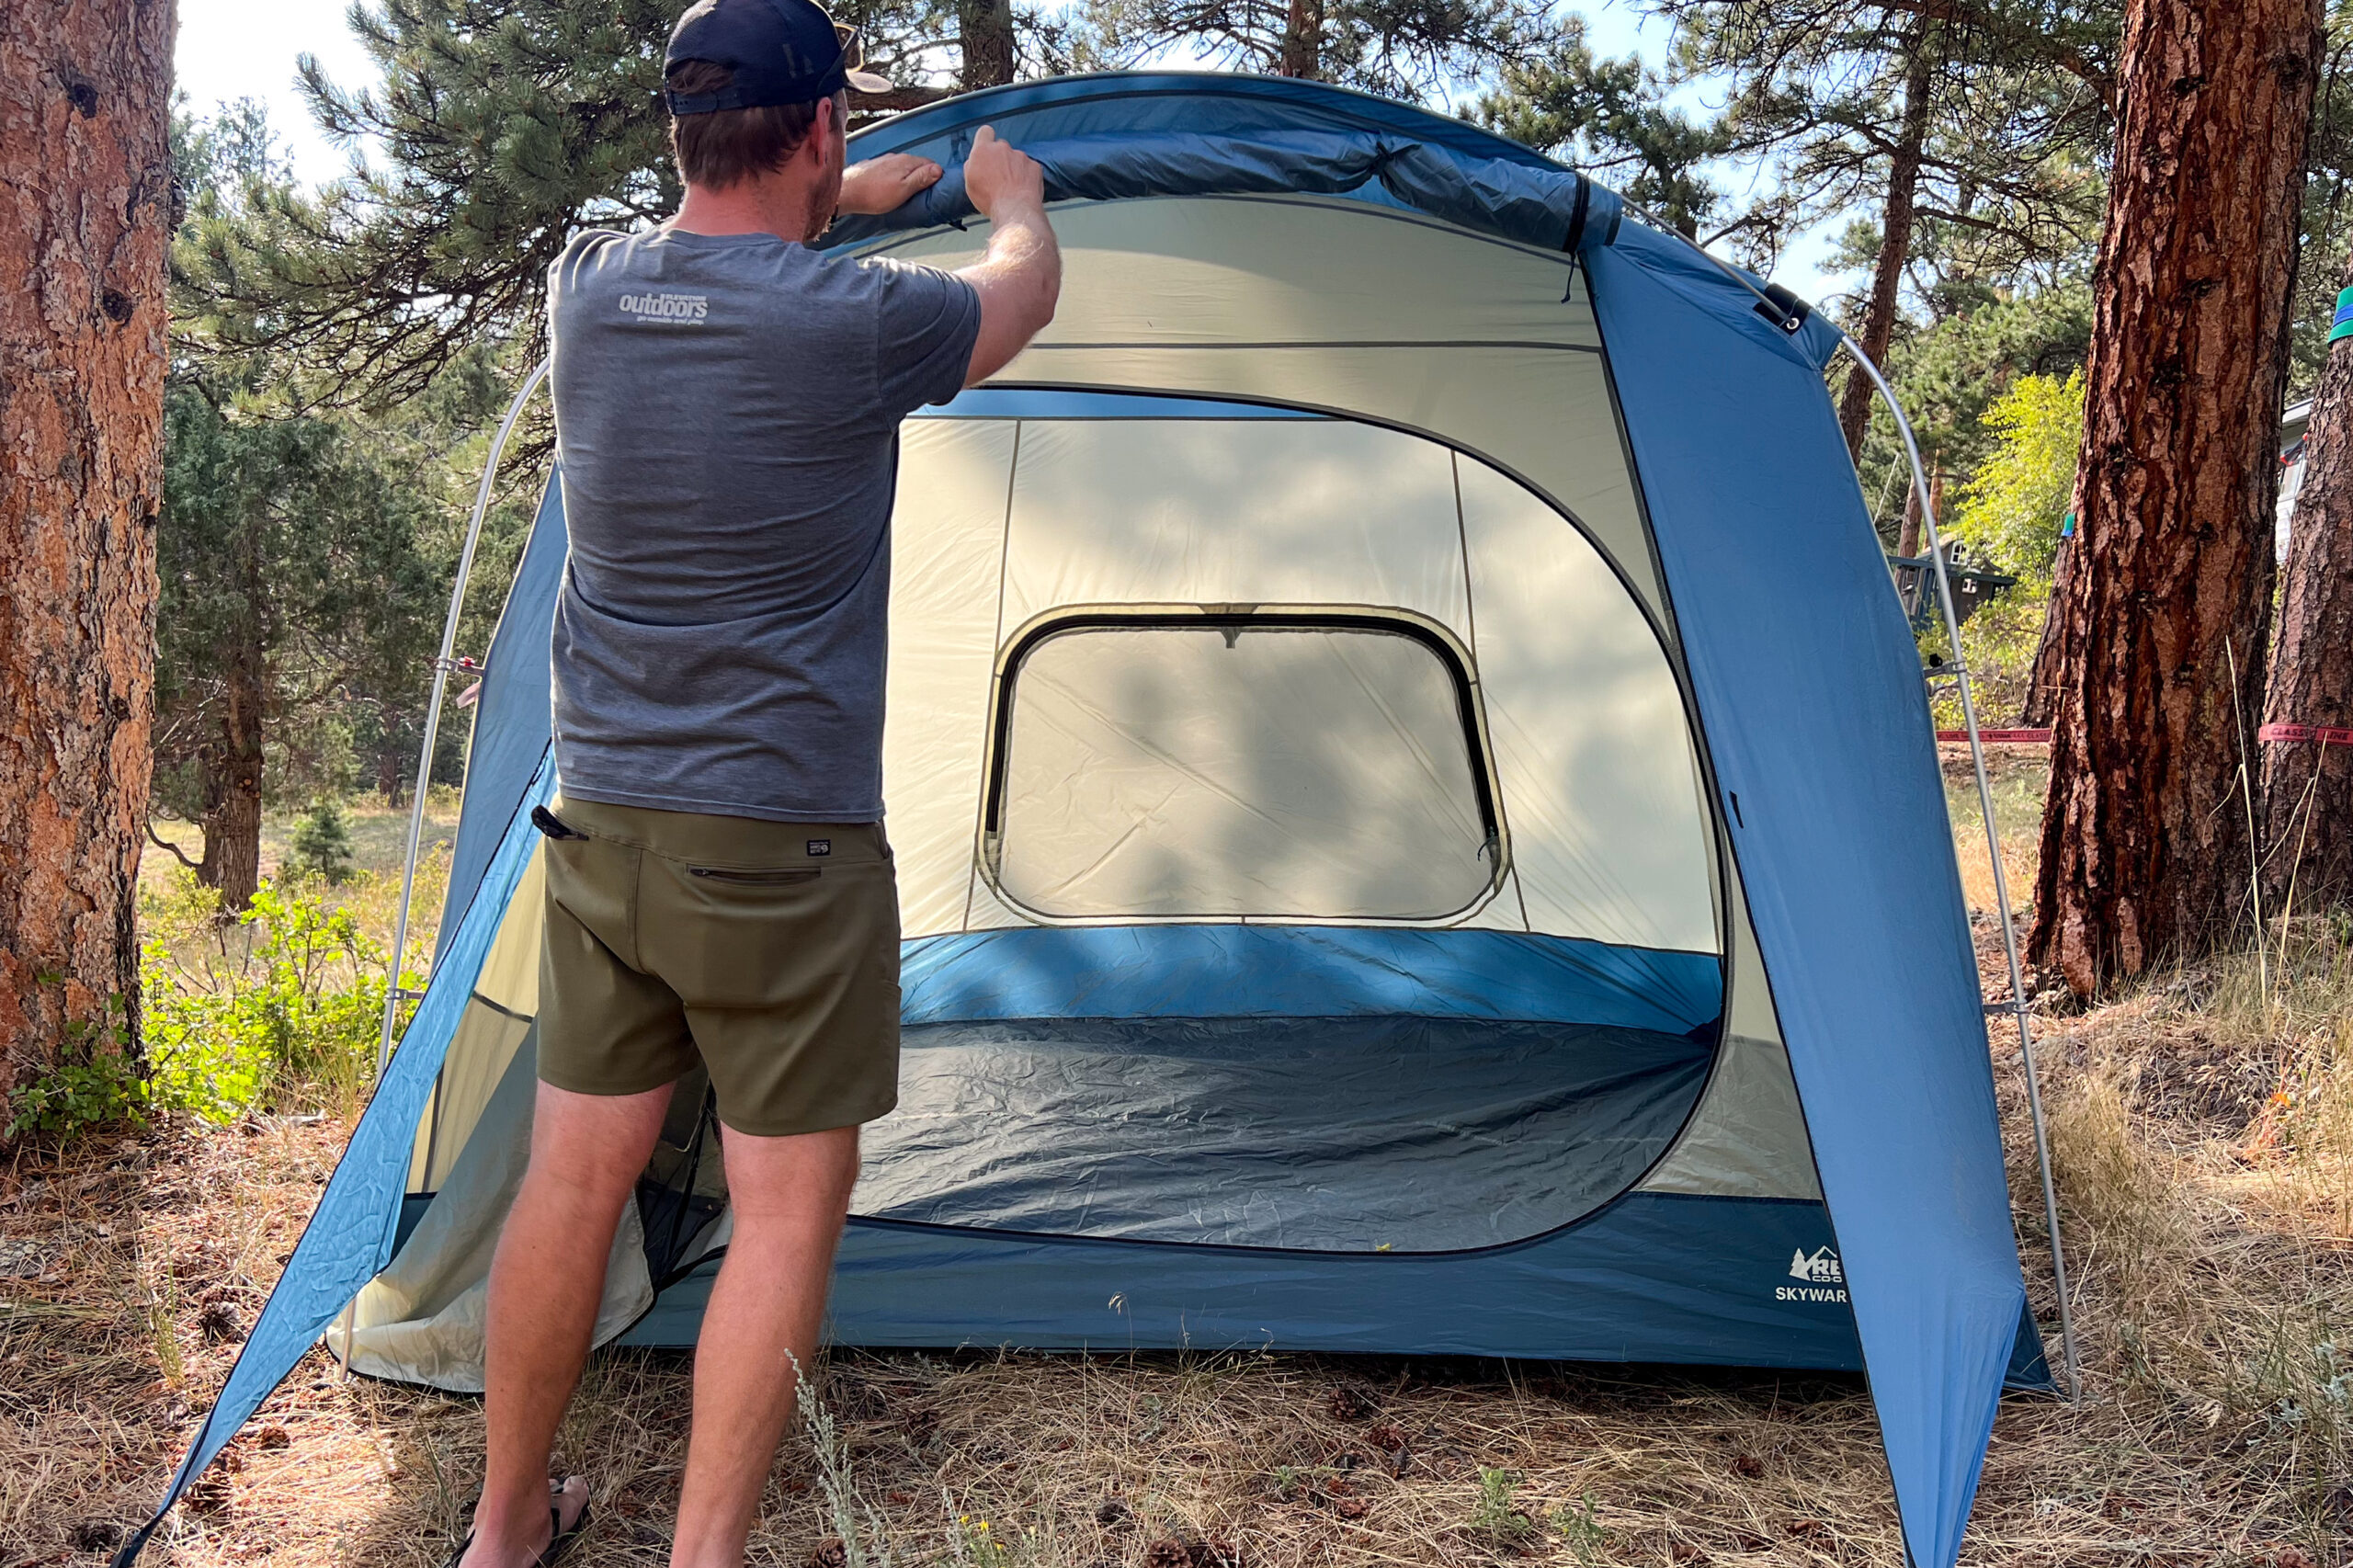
[534, 796, 901, 1137]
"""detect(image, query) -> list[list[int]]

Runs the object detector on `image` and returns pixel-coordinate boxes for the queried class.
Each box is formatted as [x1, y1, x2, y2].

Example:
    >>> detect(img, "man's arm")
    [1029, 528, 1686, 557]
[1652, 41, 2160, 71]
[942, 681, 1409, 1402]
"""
[956, 126, 1061, 386]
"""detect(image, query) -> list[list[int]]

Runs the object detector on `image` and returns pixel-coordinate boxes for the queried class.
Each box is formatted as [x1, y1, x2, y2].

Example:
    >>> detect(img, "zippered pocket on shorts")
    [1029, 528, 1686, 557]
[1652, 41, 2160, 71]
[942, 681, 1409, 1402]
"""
[688, 866, 821, 885]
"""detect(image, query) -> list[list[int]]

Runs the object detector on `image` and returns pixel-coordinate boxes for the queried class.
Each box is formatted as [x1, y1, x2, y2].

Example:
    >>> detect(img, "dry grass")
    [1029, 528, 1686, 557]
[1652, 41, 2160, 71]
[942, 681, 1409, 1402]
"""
[7, 782, 2353, 1566]
[10, 945, 2353, 1568]
[1942, 745, 2046, 933]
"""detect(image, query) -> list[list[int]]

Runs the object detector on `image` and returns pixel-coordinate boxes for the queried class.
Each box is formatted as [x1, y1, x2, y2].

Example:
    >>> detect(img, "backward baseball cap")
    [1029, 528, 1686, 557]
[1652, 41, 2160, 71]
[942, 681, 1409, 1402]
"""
[663, 0, 894, 112]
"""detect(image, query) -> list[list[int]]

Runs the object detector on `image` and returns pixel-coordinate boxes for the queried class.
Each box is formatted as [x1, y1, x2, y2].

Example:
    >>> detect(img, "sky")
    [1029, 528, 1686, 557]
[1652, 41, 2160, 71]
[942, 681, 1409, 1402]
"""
[172, 0, 1847, 302]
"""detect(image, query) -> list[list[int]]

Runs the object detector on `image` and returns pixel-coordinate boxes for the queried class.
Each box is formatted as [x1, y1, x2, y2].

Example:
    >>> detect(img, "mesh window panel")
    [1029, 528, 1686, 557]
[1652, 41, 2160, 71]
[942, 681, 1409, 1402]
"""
[993, 620, 1495, 920]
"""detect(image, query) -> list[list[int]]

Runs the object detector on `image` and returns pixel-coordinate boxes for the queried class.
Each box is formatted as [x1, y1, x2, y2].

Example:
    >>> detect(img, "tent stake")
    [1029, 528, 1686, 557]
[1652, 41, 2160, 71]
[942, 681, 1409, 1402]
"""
[1839, 339, 2082, 1402]
[337, 358, 552, 1381]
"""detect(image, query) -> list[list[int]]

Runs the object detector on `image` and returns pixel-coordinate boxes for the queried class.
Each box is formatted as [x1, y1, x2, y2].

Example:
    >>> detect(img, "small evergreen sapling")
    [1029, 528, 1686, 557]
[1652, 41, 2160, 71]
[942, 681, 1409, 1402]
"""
[289, 798, 357, 885]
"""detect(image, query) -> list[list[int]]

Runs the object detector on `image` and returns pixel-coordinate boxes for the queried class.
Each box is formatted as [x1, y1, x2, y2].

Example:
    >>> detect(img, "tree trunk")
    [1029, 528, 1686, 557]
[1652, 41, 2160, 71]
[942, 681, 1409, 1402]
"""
[1836, 28, 1936, 461]
[2019, 528, 2074, 727]
[197, 651, 267, 910]
[2020, 466, 2085, 727]
[2260, 252, 2353, 912]
[1279, 0, 1325, 78]
[377, 744, 406, 810]
[957, 0, 1016, 88]
[2028, 0, 2323, 996]
[0, 0, 172, 1100]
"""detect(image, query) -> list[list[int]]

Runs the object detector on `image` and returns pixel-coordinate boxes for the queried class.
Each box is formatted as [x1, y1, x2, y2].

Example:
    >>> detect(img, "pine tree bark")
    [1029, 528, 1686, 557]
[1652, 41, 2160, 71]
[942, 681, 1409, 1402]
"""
[2028, 0, 2323, 996]
[197, 651, 267, 910]
[1836, 28, 1936, 461]
[2019, 472, 2084, 728]
[2018, 551, 2071, 728]
[2260, 251, 2353, 911]
[377, 744, 406, 810]
[1897, 482, 1925, 560]
[958, 0, 1017, 88]
[1279, 0, 1325, 78]
[0, 0, 172, 1101]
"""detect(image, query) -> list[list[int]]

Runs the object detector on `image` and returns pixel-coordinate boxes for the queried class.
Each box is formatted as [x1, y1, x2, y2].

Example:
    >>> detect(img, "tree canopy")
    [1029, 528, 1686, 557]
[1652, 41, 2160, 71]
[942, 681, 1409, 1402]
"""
[1473, 17, 1733, 239]
[160, 102, 535, 904]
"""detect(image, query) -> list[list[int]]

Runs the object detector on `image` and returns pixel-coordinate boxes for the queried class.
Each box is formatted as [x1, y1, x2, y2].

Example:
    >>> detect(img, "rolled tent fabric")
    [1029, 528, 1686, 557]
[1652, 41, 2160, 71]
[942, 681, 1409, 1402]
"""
[1583, 218, 2027, 1568]
[835, 130, 1619, 254]
[825, 74, 1620, 256]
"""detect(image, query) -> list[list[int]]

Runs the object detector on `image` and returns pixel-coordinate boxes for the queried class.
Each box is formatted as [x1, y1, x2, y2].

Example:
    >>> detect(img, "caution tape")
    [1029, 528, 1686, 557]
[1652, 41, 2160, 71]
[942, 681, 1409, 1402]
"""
[1936, 728, 2052, 744]
[2260, 722, 2353, 746]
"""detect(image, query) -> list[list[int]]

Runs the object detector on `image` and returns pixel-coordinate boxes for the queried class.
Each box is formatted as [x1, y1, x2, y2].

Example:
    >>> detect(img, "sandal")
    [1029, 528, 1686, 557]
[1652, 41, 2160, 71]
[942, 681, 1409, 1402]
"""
[441, 1480, 594, 1568]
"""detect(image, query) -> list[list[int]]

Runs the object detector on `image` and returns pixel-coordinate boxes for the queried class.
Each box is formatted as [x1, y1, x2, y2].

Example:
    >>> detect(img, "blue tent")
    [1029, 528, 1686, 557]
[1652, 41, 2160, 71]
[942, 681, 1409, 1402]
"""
[121, 71, 2049, 1568]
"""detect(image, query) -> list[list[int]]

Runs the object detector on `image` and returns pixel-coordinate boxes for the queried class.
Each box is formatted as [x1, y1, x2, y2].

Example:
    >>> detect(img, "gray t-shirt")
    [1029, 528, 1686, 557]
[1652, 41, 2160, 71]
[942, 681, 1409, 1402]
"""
[546, 226, 981, 823]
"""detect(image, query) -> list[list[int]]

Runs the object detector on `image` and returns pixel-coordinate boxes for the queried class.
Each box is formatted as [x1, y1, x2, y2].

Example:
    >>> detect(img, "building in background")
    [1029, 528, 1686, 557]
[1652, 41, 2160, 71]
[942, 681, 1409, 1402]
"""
[2279, 397, 2313, 562]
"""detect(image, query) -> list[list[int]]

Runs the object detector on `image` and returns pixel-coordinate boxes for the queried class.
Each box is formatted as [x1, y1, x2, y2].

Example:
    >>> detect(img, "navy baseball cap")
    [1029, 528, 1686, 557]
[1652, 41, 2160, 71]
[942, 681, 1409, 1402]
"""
[663, 0, 892, 114]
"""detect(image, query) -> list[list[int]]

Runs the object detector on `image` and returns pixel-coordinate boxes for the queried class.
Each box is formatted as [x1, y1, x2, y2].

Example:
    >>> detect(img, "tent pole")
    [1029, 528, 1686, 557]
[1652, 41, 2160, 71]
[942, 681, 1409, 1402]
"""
[337, 358, 551, 1381]
[1838, 336, 2081, 1401]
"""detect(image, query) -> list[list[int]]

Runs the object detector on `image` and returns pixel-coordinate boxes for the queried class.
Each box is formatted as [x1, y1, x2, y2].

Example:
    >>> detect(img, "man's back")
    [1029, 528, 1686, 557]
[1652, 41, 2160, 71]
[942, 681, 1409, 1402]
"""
[547, 225, 977, 823]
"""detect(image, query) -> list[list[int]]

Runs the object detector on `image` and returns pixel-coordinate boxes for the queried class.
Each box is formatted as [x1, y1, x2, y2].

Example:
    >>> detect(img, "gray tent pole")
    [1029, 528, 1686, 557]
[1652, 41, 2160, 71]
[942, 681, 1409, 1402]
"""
[336, 358, 551, 1381]
[372, 357, 552, 1080]
[1838, 338, 2081, 1401]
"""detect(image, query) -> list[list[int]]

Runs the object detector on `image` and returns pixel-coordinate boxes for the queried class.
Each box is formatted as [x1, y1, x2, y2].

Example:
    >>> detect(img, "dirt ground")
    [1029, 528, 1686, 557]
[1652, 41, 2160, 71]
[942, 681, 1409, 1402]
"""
[6, 769, 2352, 1567]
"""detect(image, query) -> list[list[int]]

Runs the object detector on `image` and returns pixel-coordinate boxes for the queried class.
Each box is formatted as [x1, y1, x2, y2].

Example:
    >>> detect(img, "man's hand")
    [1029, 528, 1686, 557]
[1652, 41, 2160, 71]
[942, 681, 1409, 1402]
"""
[836, 153, 944, 217]
[962, 125, 1045, 222]
[953, 125, 1060, 384]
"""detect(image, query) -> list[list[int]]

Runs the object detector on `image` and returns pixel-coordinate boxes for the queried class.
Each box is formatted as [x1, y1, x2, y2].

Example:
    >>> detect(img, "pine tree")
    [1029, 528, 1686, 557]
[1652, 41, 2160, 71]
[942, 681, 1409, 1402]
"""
[1072, 0, 1540, 97]
[153, 375, 438, 908]
[2029, 0, 2324, 995]
[0, 0, 172, 1102]
[1650, 2, 2117, 457]
[289, 799, 358, 886]
[155, 107, 443, 911]
[2261, 247, 2353, 912]
[181, 0, 968, 411]
[1473, 17, 1733, 240]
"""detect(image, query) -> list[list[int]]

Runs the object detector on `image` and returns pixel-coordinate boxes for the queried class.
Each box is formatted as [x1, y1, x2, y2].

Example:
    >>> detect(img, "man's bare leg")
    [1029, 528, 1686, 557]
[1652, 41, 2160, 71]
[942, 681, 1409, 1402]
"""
[668, 1123, 860, 1568]
[460, 1080, 675, 1568]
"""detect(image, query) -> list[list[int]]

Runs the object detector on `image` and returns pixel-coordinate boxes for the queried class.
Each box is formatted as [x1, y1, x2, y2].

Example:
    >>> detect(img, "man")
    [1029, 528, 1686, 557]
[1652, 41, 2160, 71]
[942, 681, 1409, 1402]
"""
[449, 1, 1060, 1562]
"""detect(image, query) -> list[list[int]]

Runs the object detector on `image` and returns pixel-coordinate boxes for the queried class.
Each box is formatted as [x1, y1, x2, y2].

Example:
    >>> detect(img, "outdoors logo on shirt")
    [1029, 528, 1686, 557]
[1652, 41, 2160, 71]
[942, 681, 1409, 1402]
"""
[617, 291, 710, 324]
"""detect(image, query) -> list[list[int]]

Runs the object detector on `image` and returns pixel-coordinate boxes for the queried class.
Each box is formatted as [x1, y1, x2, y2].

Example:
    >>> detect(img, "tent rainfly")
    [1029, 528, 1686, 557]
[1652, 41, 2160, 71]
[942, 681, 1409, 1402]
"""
[119, 72, 2063, 1568]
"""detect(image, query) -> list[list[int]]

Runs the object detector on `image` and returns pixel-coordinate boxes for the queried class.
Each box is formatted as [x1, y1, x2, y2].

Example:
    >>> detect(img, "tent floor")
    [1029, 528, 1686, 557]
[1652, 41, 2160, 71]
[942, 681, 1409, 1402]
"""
[841, 1017, 1713, 1252]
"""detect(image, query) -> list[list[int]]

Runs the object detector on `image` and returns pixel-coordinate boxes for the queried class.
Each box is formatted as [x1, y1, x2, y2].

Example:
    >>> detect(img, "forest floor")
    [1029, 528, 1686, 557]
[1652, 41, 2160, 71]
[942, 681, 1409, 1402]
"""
[6, 767, 2353, 1567]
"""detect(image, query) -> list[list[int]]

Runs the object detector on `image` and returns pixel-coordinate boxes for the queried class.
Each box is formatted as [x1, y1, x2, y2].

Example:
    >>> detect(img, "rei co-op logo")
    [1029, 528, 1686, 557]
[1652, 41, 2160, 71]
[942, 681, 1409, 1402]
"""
[617, 291, 710, 324]
[1777, 1246, 1848, 1304]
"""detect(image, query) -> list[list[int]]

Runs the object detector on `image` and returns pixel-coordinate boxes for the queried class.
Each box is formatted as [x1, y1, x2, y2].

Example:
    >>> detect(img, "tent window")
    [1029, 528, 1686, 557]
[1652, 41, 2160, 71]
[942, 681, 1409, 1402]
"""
[984, 612, 1501, 920]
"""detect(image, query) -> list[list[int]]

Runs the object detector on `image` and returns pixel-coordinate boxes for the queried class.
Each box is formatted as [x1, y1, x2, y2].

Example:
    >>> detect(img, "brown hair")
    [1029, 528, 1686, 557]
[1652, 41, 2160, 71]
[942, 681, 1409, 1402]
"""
[665, 60, 831, 190]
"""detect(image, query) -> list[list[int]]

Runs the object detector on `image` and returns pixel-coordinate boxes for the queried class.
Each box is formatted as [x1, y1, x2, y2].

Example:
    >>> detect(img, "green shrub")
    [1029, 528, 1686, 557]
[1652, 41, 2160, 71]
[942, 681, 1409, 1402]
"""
[143, 877, 417, 1123]
[1548, 1491, 1612, 1564]
[1949, 370, 2083, 589]
[1924, 586, 2051, 731]
[288, 797, 357, 885]
[6, 997, 148, 1140]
